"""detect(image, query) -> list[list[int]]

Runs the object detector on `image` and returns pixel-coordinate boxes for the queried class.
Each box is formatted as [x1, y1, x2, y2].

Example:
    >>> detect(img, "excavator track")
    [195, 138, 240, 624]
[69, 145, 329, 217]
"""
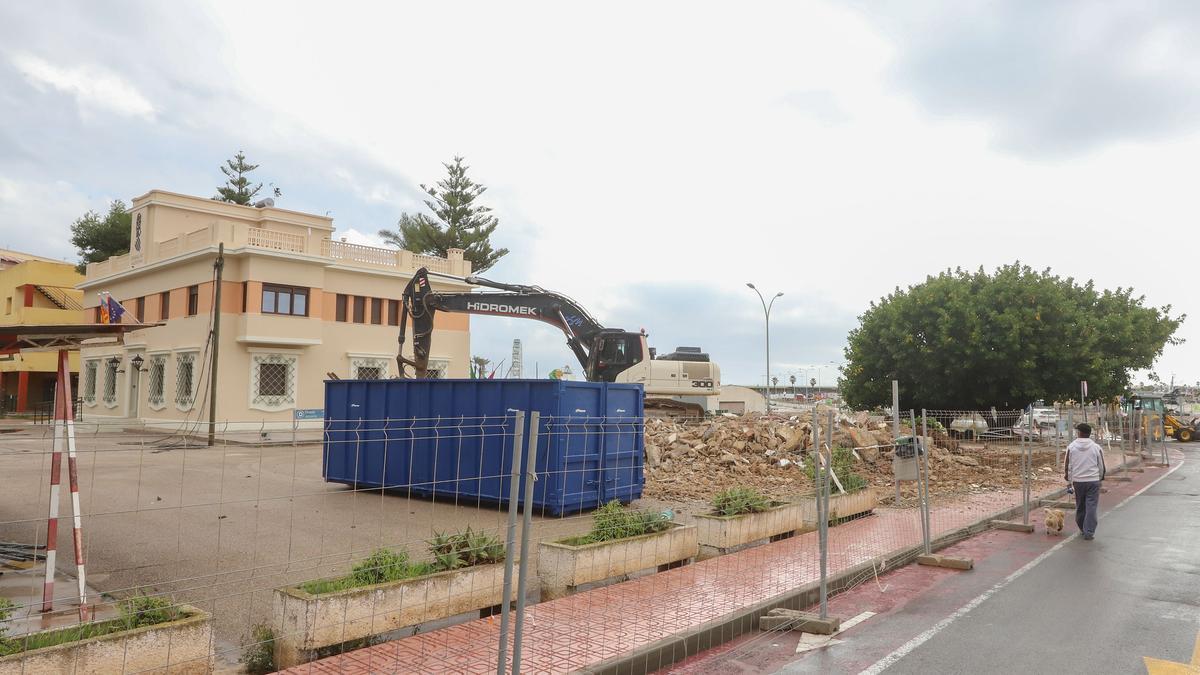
[644, 397, 706, 421]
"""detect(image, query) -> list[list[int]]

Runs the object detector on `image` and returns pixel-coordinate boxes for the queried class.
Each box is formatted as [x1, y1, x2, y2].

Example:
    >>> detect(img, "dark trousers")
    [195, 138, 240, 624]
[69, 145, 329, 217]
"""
[1073, 480, 1101, 536]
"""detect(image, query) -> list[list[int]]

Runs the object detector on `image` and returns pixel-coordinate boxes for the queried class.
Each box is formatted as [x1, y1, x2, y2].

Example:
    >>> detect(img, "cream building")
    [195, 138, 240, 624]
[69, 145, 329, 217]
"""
[79, 190, 472, 428]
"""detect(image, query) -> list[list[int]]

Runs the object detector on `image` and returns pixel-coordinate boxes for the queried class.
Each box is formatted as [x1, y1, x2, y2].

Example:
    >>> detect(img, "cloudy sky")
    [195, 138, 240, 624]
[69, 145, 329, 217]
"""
[2, 1, 1197, 389]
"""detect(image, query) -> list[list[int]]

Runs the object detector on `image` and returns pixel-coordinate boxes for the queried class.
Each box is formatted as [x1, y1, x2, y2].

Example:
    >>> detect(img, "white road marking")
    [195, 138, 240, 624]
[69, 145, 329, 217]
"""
[858, 458, 1185, 674]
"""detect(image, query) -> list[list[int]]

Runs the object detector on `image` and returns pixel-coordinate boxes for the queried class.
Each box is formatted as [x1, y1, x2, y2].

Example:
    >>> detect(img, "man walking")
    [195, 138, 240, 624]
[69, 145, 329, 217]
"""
[1064, 422, 1105, 540]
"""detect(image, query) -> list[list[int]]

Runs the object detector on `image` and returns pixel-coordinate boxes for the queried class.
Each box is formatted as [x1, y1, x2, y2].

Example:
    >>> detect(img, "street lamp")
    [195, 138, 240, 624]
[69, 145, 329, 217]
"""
[747, 283, 783, 414]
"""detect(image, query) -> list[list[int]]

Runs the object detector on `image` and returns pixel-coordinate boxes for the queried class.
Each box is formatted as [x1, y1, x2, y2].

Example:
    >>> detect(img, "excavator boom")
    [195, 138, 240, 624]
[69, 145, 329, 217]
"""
[398, 267, 605, 378]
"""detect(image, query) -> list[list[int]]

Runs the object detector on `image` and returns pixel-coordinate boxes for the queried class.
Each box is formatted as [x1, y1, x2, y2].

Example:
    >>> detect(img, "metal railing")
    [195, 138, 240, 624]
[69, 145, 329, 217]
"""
[31, 397, 83, 423]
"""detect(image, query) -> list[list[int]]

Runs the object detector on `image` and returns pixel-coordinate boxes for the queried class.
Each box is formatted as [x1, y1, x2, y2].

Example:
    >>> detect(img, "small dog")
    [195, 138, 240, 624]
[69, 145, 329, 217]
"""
[1044, 508, 1065, 535]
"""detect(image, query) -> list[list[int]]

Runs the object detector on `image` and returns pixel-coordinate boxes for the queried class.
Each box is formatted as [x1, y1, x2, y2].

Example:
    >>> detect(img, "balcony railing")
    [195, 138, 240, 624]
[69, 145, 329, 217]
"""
[248, 227, 306, 253]
[322, 239, 400, 266]
[87, 225, 466, 279]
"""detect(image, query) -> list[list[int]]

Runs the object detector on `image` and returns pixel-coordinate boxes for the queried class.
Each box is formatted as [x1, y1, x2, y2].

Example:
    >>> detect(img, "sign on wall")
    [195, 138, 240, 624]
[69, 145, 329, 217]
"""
[294, 408, 324, 420]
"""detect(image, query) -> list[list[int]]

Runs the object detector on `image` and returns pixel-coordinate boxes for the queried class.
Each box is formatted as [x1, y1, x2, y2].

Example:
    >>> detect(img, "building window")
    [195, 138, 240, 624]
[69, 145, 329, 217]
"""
[350, 357, 390, 380]
[335, 294, 348, 322]
[427, 358, 450, 379]
[241, 282, 248, 312]
[187, 285, 199, 316]
[250, 353, 297, 411]
[371, 298, 383, 325]
[352, 296, 365, 323]
[135, 297, 145, 323]
[262, 284, 309, 316]
[147, 355, 167, 409]
[175, 352, 197, 409]
[83, 361, 98, 405]
[103, 358, 118, 407]
[388, 299, 399, 326]
[159, 291, 170, 320]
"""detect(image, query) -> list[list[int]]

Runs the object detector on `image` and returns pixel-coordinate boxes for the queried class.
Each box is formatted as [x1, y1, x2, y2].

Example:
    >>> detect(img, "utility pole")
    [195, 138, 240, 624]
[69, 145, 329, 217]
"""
[207, 243, 224, 447]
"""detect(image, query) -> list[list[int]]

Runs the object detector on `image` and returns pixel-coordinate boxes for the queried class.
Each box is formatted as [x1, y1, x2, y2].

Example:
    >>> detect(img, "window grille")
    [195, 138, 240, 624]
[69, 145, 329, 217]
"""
[83, 361, 98, 405]
[175, 352, 196, 409]
[102, 359, 118, 406]
[148, 355, 167, 407]
[350, 357, 389, 380]
[251, 353, 297, 410]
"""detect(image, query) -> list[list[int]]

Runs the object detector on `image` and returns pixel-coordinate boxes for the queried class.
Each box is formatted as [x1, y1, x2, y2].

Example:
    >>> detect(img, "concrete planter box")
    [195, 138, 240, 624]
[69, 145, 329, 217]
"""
[694, 502, 809, 558]
[272, 562, 512, 668]
[537, 522, 698, 600]
[0, 605, 212, 675]
[802, 488, 878, 527]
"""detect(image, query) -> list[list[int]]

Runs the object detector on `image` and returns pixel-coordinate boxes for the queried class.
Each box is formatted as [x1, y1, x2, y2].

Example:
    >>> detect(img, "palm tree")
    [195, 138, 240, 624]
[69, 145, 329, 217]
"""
[789, 374, 796, 395]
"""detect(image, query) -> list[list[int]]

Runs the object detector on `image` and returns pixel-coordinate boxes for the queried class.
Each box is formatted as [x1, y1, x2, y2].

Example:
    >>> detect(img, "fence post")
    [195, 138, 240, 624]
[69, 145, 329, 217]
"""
[1160, 415, 1168, 465]
[1021, 409, 1029, 526]
[497, 411, 526, 675]
[511, 411, 540, 675]
[910, 410, 929, 554]
[892, 381, 900, 507]
[816, 407, 829, 620]
[921, 410, 931, 553]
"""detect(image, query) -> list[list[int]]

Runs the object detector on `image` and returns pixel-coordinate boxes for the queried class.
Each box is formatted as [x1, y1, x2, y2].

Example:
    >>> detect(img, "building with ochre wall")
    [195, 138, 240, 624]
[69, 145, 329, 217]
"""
[78, 190, 471, 427]
[0, 252, 85, 412]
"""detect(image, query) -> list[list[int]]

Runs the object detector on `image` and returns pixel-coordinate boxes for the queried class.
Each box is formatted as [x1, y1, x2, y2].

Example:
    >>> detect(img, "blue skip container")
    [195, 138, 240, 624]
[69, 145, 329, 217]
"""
[322, 379, 645, 515]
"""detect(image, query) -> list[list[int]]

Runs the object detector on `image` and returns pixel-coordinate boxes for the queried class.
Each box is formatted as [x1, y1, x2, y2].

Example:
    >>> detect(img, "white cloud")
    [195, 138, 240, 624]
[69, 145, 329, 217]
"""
[2, 1, 1197, 385]
[332, 227, 388, 249]
[10, 52, 156, 120]
[0, 177, 91, 259]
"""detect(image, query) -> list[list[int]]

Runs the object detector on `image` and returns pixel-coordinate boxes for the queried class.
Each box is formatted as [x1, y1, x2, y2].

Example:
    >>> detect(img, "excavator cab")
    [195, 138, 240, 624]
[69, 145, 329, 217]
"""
[587, 331, 646, 382]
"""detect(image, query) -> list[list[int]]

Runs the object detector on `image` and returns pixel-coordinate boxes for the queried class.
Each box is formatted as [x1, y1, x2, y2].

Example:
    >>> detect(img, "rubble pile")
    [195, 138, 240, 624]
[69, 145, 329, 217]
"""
[642, 412, 1059, 505]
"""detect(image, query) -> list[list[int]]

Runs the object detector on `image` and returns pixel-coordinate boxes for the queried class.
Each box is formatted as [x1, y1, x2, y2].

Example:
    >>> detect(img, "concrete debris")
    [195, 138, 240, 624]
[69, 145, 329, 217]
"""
[641, 412, 1060, 505]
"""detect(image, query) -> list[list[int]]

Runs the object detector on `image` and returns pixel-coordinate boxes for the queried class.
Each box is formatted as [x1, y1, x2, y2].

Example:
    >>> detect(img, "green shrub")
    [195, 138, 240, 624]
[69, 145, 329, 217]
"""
[808, 447, 868, 494]
[119, 594, 182, 629]
[0, 597, 15, 656]
[350, 548, 414, 586]
[302, 528, 504, 595]
[565, 500, 672, 545]
[710, 488, 772, 516]
[242, 623, 276, 675]
[902, 416, 946, 433]
[426, 526, 505, 571]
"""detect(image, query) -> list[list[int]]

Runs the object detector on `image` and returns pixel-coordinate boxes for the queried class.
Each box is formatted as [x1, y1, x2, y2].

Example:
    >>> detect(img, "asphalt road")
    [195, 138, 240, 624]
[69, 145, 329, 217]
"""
[857, 446, 1200, 674]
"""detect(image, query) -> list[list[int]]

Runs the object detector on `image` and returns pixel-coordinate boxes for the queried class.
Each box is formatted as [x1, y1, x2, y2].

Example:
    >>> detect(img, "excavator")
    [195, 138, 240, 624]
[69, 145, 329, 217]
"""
[395, 267, 721, 417]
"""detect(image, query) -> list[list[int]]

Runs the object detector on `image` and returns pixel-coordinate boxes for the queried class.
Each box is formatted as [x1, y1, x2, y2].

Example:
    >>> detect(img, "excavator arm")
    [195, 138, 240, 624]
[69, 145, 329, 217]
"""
[397, 267, 607, 378]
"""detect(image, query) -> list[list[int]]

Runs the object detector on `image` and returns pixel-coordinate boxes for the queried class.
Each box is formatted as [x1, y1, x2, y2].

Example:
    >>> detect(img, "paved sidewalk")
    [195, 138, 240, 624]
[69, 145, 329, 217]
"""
[278, 454, 1140, 674]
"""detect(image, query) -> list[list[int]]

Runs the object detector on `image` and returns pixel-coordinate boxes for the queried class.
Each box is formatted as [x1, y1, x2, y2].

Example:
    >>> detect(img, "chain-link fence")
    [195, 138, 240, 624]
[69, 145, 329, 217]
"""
[0, 400, 1154, 673]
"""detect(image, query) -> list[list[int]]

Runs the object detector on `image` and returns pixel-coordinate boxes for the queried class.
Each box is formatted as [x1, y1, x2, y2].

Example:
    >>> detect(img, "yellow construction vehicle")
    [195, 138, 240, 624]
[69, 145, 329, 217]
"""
[1164, 413, 1200, 442]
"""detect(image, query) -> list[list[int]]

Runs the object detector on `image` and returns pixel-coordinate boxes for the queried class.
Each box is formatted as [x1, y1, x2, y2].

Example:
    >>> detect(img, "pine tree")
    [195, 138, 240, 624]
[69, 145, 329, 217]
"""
[378, 156, 509, 273]
[214, 151, 281, 205]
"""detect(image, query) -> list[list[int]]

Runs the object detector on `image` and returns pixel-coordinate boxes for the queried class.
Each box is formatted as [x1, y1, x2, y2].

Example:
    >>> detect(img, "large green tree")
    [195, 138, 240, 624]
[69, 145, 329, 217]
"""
[378, 156, 508, 273]
[840, 263, 1184, 410]
[214, 150, 281, 205]
[69, 200, 132, 273]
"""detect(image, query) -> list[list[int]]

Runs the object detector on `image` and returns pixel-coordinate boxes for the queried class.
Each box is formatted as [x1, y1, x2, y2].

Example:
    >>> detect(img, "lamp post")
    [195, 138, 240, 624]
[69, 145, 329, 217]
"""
[747, 283, 783, 414]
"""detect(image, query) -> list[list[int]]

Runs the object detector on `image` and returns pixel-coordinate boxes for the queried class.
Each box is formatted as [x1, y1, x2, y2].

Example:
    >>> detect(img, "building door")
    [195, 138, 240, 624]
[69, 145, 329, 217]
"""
[128, 369, 140, 418]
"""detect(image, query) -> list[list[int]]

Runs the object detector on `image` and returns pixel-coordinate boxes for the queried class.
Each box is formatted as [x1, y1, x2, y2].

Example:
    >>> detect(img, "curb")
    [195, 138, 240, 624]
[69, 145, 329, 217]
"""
[578, 457, 1145, 675]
